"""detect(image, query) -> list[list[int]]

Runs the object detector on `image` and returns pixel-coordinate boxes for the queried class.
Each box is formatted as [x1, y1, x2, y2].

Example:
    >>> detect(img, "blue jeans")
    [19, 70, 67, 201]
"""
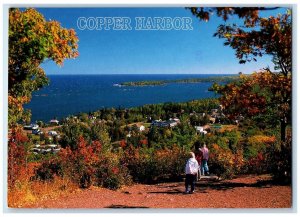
[201, 159, 209, 175]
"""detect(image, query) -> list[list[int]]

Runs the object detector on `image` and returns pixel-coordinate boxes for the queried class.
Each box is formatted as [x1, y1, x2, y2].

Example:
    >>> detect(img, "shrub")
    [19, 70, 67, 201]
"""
[244, 135, 276, 159]
[121, 146, 155, 183]
[8, 175, 77, 208]
[34, 136, 132, 189]
[121, 145, 188, 183]
[242, 135, 276, 174]
[94, 153, 132, 190]
[154, 145, 188, 179]
[58, 136, 102, 188]
[244, 152, 266, 174]
[34, 160, 62, 181]
[8, 127, 30, 189]
[265, 134, 291, 184]
[209, 143, 244, 178]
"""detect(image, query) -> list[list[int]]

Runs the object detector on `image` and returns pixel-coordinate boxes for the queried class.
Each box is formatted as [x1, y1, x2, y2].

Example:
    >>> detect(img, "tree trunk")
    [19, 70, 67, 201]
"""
[280, 119, 287, 142]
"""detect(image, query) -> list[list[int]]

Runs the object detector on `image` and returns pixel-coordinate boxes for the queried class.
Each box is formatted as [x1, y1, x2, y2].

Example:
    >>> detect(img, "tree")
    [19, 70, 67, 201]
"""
[59, 122, 90, 150]
[90, 122, 111, 152]
[215, 72, 291, 142]
[189, 7, 292, 141]
[9, 8, 79, 126]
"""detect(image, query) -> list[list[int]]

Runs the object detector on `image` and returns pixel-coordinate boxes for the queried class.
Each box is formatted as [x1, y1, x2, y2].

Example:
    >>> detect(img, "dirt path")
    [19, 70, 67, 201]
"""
[26, 174, 291, 209]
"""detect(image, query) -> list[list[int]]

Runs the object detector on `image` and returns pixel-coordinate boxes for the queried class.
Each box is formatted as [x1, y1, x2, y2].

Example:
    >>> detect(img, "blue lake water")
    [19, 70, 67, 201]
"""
[25, 74, 224, 122]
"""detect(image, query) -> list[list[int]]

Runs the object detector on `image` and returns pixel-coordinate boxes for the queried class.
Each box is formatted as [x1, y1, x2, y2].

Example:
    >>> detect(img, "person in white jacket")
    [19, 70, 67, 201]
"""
[185, 152, 199, 194]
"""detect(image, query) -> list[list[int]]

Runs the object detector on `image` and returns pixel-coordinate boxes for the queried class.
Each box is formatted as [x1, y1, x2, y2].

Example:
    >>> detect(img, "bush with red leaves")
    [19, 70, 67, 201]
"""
[8, 127, 30, 189]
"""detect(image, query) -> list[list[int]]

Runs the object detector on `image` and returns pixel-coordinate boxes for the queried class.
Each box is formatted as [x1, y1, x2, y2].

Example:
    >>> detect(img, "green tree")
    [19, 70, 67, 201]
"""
[90, 122, 111, 152]
[59, 122, 90, 150]
[9, 8, 79, 126]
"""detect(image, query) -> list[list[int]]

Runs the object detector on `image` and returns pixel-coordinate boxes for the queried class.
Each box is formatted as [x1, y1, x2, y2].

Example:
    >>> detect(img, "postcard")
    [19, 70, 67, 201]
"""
[5, 5, 293, 210]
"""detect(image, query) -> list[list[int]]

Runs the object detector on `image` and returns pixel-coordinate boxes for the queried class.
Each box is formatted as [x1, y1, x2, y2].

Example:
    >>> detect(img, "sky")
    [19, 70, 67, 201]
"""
[35, 7, 288, 75]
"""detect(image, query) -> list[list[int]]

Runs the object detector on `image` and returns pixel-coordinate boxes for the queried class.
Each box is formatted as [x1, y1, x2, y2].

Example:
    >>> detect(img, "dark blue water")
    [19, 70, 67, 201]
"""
[25, 74, 222, 122]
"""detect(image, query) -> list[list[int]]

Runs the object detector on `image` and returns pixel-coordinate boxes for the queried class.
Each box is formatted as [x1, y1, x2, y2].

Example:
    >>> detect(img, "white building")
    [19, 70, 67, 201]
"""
[195, 126, 207, 135]
[50, 119, 59, 125]
[139, 125, 145, 132]
[195, 126, 204, 132]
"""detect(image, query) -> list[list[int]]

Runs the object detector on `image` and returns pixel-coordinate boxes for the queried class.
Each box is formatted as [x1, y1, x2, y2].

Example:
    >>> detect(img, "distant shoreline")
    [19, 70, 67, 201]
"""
[120, 75, 240, 87]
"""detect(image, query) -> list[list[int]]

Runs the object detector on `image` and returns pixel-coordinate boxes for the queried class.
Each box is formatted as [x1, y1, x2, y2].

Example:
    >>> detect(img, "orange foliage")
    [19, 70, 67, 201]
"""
[120, 139, 127, 148]
[7, 128, 70, 208]
[139, 139, 148, 146]
[217, 71, 291, 118]
[58, 136, 102, 183]
[8, 127, 29, 188]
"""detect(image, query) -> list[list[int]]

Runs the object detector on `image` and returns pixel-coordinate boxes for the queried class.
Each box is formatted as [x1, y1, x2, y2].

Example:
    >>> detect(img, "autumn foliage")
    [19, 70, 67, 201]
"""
[209, 143, 244, 178]
[121, 144, 188, 183]
[190, 7, 291, 142]
[213, 71, 291, 141]
[9, 8, 79, 126]
[58, 136, 102, 188]
[8, 127, 30, 189]
[34, 136, 131, 189]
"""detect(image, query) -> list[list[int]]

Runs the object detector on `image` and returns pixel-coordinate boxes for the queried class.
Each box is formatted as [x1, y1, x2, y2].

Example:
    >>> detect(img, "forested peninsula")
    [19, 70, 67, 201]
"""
[120, 75, 240, 86]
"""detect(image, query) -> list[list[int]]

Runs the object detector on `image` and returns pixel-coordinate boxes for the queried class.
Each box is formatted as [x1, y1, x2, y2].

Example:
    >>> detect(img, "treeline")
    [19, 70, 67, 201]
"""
[120, 75, 240, 86]
[59, 99, 220, 144]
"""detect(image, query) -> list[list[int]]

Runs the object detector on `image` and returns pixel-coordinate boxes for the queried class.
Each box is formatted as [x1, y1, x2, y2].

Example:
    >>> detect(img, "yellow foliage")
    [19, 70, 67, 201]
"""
[8, 176, 78, 208]
[248, 135, 276, 146]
